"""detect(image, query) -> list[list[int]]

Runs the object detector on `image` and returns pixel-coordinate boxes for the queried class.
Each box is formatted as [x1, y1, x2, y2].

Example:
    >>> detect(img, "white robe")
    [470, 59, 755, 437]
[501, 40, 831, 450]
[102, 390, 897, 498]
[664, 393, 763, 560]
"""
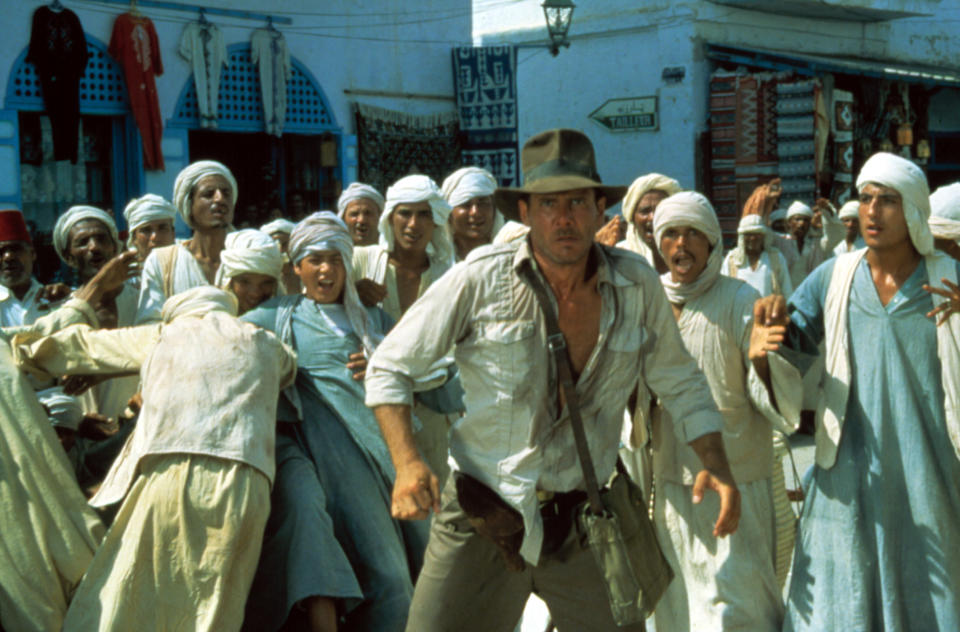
[651, 275, 799, 632]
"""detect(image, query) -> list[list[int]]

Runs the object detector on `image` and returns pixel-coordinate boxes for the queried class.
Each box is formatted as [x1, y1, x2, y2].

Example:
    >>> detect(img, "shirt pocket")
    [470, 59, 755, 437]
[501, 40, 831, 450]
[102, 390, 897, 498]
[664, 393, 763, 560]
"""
[475, 319, 538, 397]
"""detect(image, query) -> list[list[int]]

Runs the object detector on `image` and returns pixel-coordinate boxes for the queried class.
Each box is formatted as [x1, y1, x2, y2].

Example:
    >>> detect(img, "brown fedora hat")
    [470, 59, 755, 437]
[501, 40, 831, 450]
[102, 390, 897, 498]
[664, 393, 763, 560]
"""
[495, 128, 626, 222]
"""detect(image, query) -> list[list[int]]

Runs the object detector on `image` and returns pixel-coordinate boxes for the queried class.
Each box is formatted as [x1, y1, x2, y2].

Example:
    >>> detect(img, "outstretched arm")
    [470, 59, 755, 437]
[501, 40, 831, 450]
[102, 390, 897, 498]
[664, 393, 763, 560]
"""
[374, 403, 440, 520]
[688, 432, 741, 537]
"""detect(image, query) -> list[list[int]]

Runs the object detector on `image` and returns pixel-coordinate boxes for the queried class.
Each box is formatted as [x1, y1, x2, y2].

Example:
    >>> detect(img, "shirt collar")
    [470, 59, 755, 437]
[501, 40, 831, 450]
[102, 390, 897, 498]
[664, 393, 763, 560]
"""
[0, 278, 41, 304]
[513, 237, 626, 289]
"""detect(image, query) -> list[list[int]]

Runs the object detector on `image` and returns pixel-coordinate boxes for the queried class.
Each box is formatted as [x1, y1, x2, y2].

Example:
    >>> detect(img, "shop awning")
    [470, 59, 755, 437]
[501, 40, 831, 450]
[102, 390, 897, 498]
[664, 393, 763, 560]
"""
[707, 43, 960, 88]
[709, 0, 929, 22]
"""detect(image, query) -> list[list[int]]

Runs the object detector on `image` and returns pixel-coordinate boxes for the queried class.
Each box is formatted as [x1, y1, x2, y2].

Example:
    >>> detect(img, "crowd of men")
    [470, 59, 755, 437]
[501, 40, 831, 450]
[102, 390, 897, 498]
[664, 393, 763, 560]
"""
[0, 126, 958, 632]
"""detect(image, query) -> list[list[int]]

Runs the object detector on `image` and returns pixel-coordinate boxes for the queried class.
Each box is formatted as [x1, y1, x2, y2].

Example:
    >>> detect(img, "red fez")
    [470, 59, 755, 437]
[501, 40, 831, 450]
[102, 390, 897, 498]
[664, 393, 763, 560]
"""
[0, 209, 31, 244]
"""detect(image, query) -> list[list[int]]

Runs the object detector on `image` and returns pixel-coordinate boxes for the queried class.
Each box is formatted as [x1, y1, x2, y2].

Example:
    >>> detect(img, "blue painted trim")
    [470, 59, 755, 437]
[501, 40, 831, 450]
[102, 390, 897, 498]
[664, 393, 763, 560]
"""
[90, 0, 292, 24]
[5, 34, 130, 115]
[0, 109, 22, 209]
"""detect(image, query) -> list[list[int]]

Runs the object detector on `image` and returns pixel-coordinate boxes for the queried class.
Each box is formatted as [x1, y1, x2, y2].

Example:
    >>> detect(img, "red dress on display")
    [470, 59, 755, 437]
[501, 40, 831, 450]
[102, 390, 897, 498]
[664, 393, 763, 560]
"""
[109, 13, 165, 171]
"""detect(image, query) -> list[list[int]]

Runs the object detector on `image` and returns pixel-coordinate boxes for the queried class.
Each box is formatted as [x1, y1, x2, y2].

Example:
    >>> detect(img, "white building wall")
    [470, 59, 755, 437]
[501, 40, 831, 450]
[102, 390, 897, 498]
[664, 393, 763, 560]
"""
[475, 0, 960, 200]
[2, 0, 472, 207]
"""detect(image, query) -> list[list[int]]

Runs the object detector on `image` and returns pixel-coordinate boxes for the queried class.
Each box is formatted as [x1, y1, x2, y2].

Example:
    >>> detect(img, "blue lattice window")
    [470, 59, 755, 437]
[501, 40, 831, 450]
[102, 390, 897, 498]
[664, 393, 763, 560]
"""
[170, 44, 338, 133]
[5, 36, 129, 115]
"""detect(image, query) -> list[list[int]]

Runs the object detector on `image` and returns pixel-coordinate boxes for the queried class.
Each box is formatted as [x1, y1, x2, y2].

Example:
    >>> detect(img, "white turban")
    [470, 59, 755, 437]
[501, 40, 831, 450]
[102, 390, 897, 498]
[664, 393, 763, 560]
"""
[786, 201, 813, 219]
[838, 200, 860, 221]
[161, 285, 237, 324]
[441, 166, 498, 208]
[52, 205, 121, 264]
[214, 229, 284, 293]
[381, 175, 453, 264]
[123, 194, 176, 233]
[620, 173, 682, 255]
[856, 152, 933, 255]
[288, 211, 381, 356]
[36, 387, 83, 431]
[653, 191, 723, 305]
[172, 160, 238, 229]
[337, 182, 385, 218]
[441, 166, 505, 255]
[738, 213, 767, 235]
[260, 219, 296, 236]
[929, 182, 960, 242]
[769, 207, 787, 225]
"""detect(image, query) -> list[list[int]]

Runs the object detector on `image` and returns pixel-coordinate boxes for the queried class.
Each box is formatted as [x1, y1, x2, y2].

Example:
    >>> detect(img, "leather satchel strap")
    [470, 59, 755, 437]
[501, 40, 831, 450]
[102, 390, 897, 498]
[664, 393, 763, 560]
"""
[519, 264, 606, 516]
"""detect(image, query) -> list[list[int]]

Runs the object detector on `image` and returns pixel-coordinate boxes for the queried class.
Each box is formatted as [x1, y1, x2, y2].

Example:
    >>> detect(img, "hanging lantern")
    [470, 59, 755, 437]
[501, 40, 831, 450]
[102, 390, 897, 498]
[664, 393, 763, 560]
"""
[542, 0, 575, 57]
[879, 138, 895, 153]
[896, 123, 914, 146]
[917, 139, 931, 160]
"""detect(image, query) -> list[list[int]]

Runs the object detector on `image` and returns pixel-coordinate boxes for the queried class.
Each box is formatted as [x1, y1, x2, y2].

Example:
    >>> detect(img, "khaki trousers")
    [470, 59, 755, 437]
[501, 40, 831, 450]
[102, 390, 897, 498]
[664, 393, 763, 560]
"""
[406, 478, 646, 632]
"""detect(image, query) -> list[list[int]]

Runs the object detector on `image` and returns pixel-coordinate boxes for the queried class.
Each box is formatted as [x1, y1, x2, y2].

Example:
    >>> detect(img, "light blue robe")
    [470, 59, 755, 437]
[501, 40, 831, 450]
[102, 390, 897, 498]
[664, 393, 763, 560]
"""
[242, 296, 428, 631]
[781, 257, 960, 631]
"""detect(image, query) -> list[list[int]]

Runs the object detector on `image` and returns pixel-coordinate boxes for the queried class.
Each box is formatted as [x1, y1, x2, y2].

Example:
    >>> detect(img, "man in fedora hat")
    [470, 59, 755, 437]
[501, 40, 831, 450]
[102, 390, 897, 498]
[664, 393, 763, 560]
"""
[365, 129, 740, 631]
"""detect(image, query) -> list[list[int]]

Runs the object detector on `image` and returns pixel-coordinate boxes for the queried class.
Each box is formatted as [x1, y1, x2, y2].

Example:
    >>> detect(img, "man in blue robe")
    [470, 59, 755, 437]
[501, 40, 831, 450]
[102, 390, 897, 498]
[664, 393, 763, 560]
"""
[757, 152, 960, 631]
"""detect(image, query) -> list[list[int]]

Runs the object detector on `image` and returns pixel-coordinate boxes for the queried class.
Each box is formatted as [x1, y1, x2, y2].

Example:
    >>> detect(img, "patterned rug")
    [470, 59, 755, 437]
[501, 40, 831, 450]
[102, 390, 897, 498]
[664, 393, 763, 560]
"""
[831, 89, 856, 205]
[452, 46, 519, 186]
[710, 70, 781, 234]
[776, 79, 819, 202]
[354, 103, 462, 193]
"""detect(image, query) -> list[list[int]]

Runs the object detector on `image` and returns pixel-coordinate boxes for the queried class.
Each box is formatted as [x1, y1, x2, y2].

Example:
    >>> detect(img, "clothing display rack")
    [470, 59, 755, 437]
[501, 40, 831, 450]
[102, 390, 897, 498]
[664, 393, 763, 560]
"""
[84, 0, 292, 24]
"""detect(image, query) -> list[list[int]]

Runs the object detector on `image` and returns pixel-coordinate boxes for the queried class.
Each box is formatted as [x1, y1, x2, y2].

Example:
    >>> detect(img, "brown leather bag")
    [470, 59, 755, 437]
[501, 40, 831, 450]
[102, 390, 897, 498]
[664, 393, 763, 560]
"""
[454, 472, 526, 572]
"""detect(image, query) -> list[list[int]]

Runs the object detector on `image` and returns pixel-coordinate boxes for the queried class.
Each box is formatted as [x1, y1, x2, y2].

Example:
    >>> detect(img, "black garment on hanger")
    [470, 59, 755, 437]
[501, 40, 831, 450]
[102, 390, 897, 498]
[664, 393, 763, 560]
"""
[27, 6, 88, 163]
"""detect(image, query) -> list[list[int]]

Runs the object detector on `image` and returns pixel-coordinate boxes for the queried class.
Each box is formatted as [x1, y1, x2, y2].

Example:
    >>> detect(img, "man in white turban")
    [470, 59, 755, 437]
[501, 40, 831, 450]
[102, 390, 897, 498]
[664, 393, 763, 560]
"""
[757, 152, 960, 631]
[260, 218, 300, 294]
[53, 206, 123, 287]
[352, 174, 457, 485]
[930, 182, 960, 262]
[136, 160, 238, 323]
[723, 214, 793, 297]
[338, 182, 385, 246]
[53, 205, 140, 426]
[241, 211, 434, 631]
[616, 173, 682, 273]
[832, 199, 865, 256]
[15, 285, 296, 632]
[648, 191, 799, 632]
[441, 166, 505, 262]
[123, 194, 177, 262]
[352, 174, 453, 319]
[215, 229, 285, 315]
[784, 199, 844, 287]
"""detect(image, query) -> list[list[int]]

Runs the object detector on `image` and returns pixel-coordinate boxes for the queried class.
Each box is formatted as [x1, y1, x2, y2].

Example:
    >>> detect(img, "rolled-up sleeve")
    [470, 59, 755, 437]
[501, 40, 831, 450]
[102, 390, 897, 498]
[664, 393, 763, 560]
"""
[14, 323, 162, 380]
[365, 263, 473, 408]
[638, 280, 724, 443]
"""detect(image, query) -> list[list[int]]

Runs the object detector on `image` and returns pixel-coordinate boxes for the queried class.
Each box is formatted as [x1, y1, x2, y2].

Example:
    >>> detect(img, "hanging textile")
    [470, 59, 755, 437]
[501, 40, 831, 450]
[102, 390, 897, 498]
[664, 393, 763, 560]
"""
[251, 28, 291, 137]
[776, 78, 820, 202]
[709, 71, 738, 220]
[27, 5, 88, 163]
[354, 103, 461, 194]
[831, 89, 856, 205]
[452, 46, 519, 187]
[179, 20, 228, 129]
[109, 13, 165, 170]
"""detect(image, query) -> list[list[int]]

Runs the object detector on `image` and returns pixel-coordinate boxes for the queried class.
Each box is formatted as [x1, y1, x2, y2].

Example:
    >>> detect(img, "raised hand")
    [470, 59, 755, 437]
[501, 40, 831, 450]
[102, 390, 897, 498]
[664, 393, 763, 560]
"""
[356, 278, 388, 307]
[753, 294, 789, 328]
[923, 277, 960, 326]
[594, 215, 626, 246]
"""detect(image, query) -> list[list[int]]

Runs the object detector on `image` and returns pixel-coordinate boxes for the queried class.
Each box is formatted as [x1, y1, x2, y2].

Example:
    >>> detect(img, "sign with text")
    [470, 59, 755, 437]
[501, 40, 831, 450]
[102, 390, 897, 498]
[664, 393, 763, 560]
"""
[589, 96, 658, 132]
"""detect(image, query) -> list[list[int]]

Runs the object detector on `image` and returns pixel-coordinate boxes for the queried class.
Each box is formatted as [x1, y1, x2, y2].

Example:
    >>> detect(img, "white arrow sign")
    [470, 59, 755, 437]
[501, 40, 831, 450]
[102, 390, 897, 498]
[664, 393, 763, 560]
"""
[589, 96, 658, 132]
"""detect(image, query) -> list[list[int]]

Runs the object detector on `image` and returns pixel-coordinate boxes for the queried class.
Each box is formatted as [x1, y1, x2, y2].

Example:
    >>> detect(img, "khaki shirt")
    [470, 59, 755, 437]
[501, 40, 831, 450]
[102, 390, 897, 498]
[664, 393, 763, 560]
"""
[366, 239, 723, 564]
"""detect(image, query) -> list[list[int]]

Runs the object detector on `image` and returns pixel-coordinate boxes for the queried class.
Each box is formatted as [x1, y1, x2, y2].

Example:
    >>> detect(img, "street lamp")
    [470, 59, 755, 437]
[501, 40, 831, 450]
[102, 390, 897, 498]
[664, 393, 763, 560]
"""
[542, 0, 575, 56]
